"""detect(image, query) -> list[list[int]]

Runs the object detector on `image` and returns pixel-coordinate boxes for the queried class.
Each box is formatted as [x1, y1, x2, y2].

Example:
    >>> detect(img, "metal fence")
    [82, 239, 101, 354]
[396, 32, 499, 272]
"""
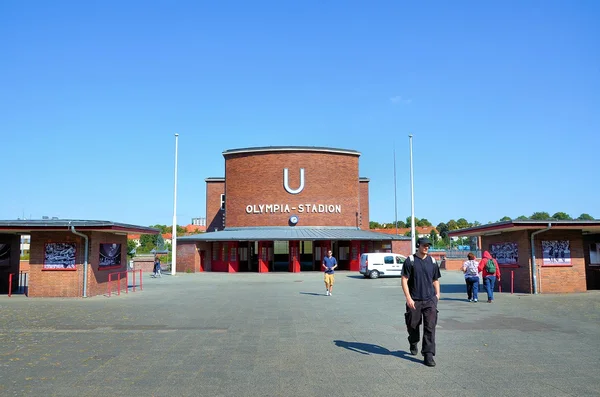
[431, 249, 482, 259]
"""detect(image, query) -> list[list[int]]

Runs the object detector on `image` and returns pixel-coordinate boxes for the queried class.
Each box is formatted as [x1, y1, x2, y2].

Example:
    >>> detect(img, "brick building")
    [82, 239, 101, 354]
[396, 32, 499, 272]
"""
[448, 220, 600, 293]
[178, 146, 410, 273]
[0, 220, 158, 297]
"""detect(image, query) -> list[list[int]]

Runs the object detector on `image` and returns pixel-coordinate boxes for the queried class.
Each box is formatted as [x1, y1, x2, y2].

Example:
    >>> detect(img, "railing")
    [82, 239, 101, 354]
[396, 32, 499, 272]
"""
[107, 269, 143, 297]
[434, 249, 482, 259]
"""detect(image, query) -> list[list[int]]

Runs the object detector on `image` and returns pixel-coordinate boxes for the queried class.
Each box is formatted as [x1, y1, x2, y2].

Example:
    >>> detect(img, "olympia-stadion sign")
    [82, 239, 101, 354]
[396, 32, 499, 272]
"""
[245, 168, 342, 214]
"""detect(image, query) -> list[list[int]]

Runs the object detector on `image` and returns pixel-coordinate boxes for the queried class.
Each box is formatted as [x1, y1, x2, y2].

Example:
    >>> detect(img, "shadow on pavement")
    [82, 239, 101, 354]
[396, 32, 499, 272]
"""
[345, 275, 367, 279]
[333, 340, 422, 363]
[440, 284, 469, 293]
[299, 292, 326, 296]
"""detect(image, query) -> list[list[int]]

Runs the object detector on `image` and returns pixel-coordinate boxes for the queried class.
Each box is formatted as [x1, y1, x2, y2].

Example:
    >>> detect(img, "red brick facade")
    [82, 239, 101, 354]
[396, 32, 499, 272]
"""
[206, 179, 225, 232]
[481, 229, 586, 294]
[222, 150, 364, 228]
[28, 231, 129, 297]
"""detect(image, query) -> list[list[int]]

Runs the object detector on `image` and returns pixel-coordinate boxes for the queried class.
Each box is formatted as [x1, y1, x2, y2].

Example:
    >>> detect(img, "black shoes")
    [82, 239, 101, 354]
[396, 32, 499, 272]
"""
[409, 343, 418, 356]
[424, 354, 436, 367]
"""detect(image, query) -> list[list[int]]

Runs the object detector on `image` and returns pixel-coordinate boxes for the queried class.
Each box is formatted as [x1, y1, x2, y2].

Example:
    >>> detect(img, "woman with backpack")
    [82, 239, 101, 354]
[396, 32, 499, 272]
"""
[478, 251, 501, 303]
[462, 253, 480, 302]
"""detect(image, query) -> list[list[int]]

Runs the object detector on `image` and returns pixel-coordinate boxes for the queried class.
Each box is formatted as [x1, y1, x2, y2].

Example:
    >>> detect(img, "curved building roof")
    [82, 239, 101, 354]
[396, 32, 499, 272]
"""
[222, 146, 360, 157]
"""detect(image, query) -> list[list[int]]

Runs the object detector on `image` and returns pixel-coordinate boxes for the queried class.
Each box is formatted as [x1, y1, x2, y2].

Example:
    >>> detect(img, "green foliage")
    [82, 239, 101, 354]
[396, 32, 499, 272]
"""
[436, 222, 448, 238]
[516, 215, 529, 220]
[530, 212, 551, 220]
[552, 212, 572, 220]
[429, 229, 438, 243]
[417, 218, 432, 227]
[127, 240, 137, 257]
[456, 218, 470, 229]
[369, 221, 382, 229]
[20, 251, 30, 260]
[446, 219, 458, 230]
[499, 216, 512, 222]
[138, 234, 159, 253]
[577, 213, 595, 220]
[396, 221, 407, 228]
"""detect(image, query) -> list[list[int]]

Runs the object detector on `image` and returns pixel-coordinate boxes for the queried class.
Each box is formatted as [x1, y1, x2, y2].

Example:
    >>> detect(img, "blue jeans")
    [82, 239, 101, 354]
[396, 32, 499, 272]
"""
[483, 276, 496, 301]
[465, 276, 479, 301]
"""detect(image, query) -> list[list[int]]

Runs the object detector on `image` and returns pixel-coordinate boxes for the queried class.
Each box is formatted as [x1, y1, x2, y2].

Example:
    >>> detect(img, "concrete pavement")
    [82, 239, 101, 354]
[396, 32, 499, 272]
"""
[1, 270, 599, 396]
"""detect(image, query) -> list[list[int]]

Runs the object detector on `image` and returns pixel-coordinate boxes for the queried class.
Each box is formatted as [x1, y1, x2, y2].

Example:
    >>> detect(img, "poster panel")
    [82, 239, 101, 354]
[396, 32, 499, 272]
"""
[44, 243, 76, 269]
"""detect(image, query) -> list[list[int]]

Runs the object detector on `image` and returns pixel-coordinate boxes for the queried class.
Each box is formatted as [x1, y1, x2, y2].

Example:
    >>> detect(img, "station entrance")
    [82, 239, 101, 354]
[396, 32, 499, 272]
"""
[209, 240, 367, 273]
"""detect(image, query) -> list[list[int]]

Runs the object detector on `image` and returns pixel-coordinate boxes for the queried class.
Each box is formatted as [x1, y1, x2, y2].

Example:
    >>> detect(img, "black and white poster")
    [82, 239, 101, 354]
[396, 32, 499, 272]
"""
[490, 242, 518, 264]
[44, 243, 76, 269]
[542, 240, 571, 265]
[99, 243, 121, 268]
[0, 243, 10, 267]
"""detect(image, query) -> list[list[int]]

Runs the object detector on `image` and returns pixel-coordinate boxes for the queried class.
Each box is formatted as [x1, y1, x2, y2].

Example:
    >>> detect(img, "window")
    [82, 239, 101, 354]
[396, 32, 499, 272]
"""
[339, 247, 349, 260]
[396, 256, 405, 264]
[384, 256, 394, 264]
[590, 243, 600, 265]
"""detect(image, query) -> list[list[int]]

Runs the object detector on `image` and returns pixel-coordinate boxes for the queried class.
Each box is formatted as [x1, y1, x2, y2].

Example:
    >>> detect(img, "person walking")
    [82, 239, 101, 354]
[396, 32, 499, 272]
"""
[401, 237, 441, 367]
[153, 256, 162, 278]
[462, 253, 480, 302]
[322, 250, 337, 296]
[478, 251, 500, 303]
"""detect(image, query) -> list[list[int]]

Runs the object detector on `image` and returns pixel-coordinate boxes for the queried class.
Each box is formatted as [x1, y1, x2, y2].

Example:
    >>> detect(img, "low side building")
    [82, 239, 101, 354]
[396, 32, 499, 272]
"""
[449, 220, 600, 293]
[0, 220, 158, 297]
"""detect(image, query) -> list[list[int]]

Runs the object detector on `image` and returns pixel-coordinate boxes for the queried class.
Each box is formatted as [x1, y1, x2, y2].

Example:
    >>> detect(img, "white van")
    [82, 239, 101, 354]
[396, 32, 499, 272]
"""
[359, 253, 406, 279]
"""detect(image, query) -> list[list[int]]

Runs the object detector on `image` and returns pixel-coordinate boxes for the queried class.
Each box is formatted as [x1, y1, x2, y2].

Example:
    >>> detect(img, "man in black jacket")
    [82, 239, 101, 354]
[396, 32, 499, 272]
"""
[401, 237, 441, 367]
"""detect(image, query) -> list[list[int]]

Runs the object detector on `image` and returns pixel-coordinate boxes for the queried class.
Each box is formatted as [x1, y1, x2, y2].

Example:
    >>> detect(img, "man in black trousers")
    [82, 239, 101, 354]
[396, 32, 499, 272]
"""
[401, 237, 441, 367]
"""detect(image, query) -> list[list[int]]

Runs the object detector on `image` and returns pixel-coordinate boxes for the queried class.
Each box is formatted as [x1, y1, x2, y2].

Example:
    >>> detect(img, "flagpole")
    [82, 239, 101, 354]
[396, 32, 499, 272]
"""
[171, 133, 179, 275]
[409, 134, 416, 253]
[393, 144, 398, 236]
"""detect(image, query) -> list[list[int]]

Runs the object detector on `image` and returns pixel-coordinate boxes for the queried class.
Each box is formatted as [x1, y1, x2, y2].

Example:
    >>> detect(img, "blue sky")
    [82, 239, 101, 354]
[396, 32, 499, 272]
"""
[1, 0, 598, 227]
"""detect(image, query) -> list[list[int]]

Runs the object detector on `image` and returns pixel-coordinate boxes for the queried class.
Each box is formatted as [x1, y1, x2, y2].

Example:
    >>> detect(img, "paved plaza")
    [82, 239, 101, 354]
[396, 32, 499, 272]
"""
[1, 270, 599, 397]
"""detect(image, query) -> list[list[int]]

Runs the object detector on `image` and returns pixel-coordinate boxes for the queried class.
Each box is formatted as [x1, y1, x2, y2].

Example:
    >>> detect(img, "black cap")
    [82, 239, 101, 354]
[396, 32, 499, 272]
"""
[417, 237, 432, 247]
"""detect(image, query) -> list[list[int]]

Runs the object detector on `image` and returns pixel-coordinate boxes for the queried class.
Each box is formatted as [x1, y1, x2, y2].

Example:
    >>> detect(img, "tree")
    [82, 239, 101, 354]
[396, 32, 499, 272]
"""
[429, 229, 438, 246]
[437, 222, 449, 238]
[472, 221, 482, 226]
[405, 216, 419, 227]
[552, 212, 572, 220]
[499, 216, 512, 222]
[447, 219, 458, 230]
[139, 234, 159, 253]
[530, 212, 551, 220]
[396, 220, 407, 228]
[369, 221, 382, 229]
[417, 218, 432, 227]
[456, 218, 470, 229]
[404, 230, 412, 237]
[577, 213, 595, 220]
[127, 240, 137, 257]
[516, 215, 529, 220]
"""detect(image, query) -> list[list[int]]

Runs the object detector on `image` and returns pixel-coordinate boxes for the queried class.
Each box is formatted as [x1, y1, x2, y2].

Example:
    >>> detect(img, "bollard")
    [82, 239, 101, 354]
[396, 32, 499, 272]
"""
[117, 273, 121, 296]
[511, 271, 514, 294]
[8, 273, 13, 297]
[139, 269, 143, 291]
[108, 273, 112, 297]
[132, 270, 136, 292]
[125, 271, 128, 294]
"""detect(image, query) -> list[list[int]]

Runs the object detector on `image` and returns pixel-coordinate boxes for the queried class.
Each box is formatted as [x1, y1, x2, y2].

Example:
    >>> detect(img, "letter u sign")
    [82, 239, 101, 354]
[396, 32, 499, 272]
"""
[283, 168, 305, 194]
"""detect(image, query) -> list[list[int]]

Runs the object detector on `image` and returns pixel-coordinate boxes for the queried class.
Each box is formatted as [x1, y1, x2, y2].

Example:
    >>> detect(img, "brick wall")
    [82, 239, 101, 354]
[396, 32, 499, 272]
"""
[359, 180, 369, 230]
[392, 240, 412, 256]
[28, 231, 128, 298]
[206, 180, 225, 232]
[224, 151, 360, 228]
[532, 230, 586, 293]
[178, 241, 200, 273]
[482, 229, 587, 294]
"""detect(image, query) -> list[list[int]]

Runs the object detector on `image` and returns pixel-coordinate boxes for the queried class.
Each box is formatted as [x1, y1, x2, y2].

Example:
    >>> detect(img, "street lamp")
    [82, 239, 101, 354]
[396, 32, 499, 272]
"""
[172, 133, 179, 275]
